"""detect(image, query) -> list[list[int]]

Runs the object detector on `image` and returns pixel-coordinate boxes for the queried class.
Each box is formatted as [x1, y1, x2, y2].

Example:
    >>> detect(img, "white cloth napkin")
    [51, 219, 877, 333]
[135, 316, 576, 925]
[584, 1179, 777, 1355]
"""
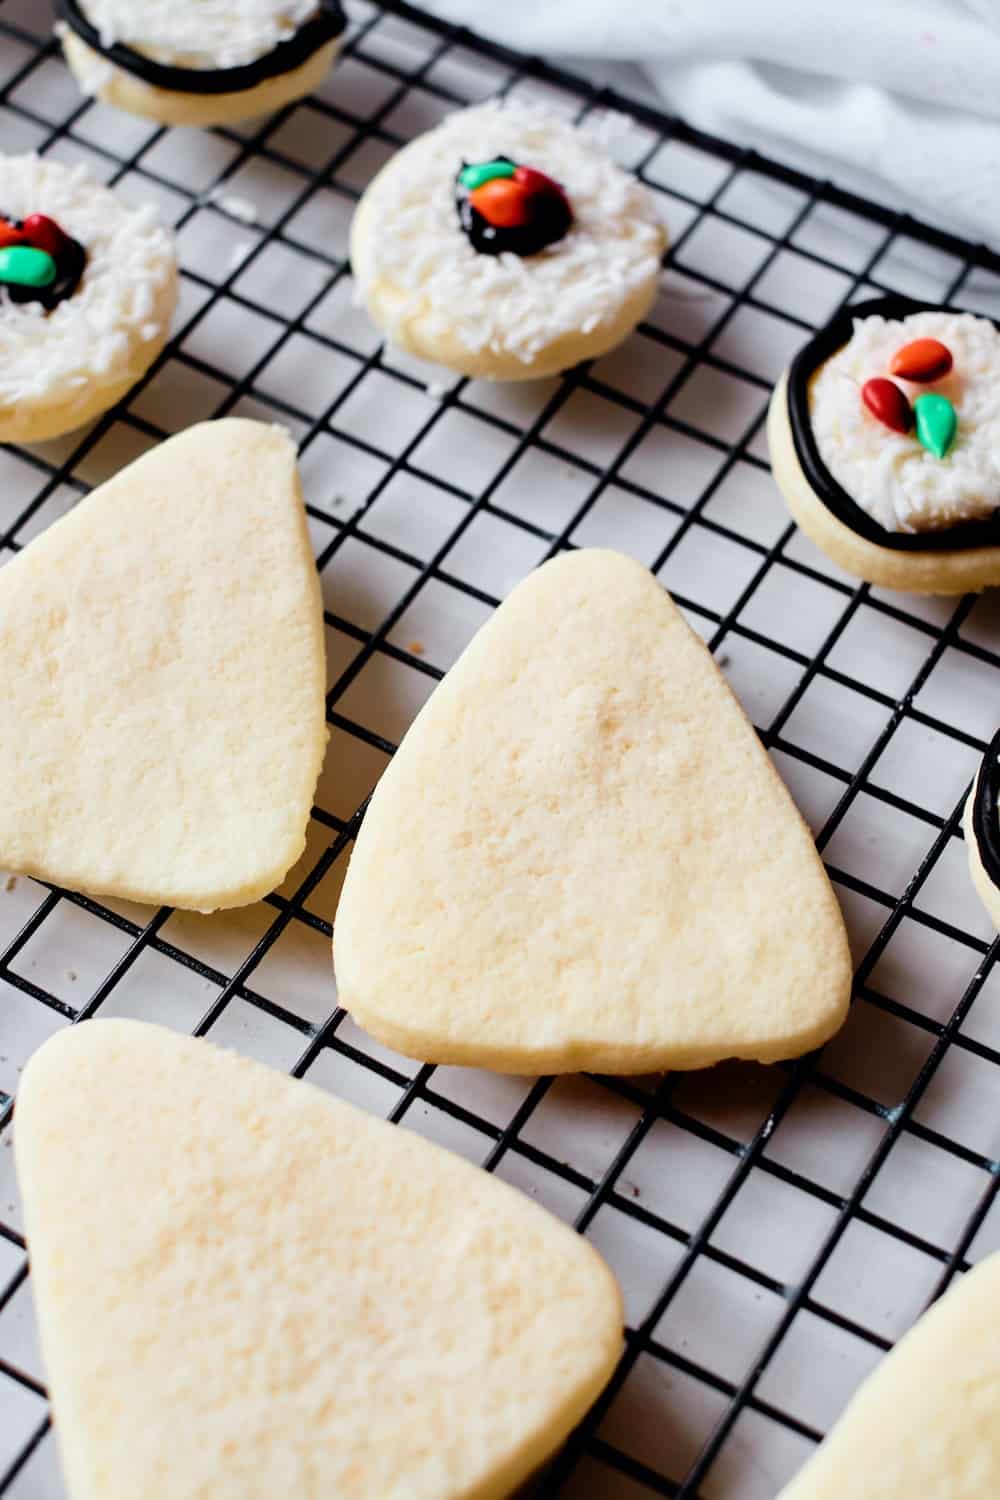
[421, 0, 1000, 244]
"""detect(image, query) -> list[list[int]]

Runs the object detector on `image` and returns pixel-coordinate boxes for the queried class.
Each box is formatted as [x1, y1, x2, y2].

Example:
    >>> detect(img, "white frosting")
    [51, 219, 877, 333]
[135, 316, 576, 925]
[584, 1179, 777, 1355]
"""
[0, 154, 176, 410]
[810, 310, 1000, 533]
[356, 101, 666, 366]
[77, 0, 319, 70]
[57, 30, 115, 98]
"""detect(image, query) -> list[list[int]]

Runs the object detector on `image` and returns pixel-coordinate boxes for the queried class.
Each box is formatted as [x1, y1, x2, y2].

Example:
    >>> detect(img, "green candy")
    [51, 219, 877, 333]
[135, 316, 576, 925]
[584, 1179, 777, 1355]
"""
[458, 158, 516, 191]
[0, 245, 57, 289]
[913, 392, 958, 460]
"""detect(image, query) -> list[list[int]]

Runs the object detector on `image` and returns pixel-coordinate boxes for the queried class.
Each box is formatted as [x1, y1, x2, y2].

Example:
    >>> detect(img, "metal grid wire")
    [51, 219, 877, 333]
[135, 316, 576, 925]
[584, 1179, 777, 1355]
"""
[2, 1, 1000, 1495]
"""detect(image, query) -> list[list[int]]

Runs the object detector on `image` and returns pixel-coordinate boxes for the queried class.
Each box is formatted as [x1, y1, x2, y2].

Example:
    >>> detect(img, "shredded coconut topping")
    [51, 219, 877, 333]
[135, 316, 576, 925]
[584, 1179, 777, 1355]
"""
[356, 101, 666, 365]
[810, 310, 1000, 533]
[0, 154, 176, 409]
[77, 0, 319, 70]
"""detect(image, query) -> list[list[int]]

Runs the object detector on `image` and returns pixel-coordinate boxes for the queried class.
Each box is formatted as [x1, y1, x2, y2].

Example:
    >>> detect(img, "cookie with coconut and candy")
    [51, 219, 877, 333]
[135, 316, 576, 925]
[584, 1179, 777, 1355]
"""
[57, 0, 347, 129]
[0, 154, 177, 446]
[350, 101, 667, 381]
[964, 728, 1000, 929]
[767, 293, 1000, 593]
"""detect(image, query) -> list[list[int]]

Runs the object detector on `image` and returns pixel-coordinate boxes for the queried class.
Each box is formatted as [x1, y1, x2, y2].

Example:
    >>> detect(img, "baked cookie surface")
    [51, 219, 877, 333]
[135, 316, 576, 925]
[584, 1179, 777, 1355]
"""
[774, 1253, 1000, 1498]
[58, 0, 346, 127]
[334, 549, 851, 1075]
[16, 1019, 623, 1500]
[0, 153, 176, 444]
[351, 101, 667, 380]
[0, 419, 327, 912]
[768, 294, 1000, 592]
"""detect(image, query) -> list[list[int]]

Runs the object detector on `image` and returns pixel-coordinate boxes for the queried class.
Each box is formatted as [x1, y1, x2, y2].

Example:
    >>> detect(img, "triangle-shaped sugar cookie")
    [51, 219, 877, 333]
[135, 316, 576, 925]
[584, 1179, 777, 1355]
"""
[16, 1020, 623, 1500]
[0, 419, 327, 911]
[335, 549, 850, 1074]
[774, 1252, 1000, 1497]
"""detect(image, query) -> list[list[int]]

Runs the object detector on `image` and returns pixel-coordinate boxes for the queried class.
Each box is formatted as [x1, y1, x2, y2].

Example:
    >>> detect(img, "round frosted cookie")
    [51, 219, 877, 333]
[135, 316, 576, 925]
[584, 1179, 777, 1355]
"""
[768, 293, 1000, 593]
[964, 728, 1000, 929]
[57, 0, 346, 128]
[351, 101, 667, 381]
[0, 154, 177, 445]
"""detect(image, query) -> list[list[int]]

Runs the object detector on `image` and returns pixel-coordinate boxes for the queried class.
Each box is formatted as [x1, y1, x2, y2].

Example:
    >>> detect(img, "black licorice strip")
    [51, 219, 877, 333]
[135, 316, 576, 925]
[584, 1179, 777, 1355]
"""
[786, 292, 1000, 554]
[57, 0, 347, 97]
[972, 728, 1000, 890]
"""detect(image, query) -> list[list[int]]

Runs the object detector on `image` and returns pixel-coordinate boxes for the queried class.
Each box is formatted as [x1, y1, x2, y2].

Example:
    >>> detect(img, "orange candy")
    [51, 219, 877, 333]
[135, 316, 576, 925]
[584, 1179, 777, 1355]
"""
[0, 220, 27, 250]
[889, 338, 953, 383]
[468, 177, 532, 228]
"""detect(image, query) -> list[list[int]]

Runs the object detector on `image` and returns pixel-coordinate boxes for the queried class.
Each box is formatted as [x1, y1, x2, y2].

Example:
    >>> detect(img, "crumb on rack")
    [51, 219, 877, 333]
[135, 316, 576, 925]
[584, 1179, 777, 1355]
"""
[4, 876, 16, 892]
[206, 186, 259, 225]
[407, 639, 425, 656]
[227, 239, 253, 273]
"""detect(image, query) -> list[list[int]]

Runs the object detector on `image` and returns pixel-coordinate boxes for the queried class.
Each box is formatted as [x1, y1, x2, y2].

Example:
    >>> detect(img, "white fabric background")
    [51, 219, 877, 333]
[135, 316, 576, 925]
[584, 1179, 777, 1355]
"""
[421, 0, 1000, 244]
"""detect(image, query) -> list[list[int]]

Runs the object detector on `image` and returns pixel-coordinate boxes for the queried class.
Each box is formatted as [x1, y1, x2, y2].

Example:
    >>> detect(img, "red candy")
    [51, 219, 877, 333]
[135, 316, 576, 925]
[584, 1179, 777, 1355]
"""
[889, 337, 953, 383]
[513, 165, 567, 201]
[22, 213, 68, 258]
[862, 377, 913, 434]
[469, 177, 532, 229]
[0, 214, 72, 259]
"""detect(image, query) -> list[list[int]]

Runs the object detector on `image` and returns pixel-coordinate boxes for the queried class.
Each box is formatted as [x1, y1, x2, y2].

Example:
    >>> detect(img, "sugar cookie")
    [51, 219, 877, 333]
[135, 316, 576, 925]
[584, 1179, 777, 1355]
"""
[775, 1253, 1000, 1498]
[351, 100, 667, 380]
[57, 0, 346, 129]
[0, 419, 327, 912]
[964, 727, 1000, 928]
[334, 549, 851, 1075]
[0, 153, 176, 444]
[768, 293, 1000, 593]
[16, 1019, 623, 1500]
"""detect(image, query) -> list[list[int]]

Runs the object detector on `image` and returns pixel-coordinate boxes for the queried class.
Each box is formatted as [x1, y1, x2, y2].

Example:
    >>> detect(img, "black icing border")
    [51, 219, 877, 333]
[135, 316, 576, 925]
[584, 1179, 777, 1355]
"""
[972, 727, 1000, 891]
[786, 292, 1000, 554]
[57, 0, 347, 97]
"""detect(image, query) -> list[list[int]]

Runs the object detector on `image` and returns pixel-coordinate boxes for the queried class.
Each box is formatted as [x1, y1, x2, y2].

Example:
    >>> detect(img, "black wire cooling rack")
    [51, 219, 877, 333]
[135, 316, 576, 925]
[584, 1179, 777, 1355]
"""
[3, 2, 1000, 1496]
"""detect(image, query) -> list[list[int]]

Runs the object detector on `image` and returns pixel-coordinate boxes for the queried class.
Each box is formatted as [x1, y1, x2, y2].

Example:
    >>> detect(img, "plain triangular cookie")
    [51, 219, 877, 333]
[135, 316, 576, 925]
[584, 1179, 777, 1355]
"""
[775, 1253, 1000, 1497]
[0, 419, 326, 911]
[335, 549, 850, 1074]
[16, 1020, 622, 1500]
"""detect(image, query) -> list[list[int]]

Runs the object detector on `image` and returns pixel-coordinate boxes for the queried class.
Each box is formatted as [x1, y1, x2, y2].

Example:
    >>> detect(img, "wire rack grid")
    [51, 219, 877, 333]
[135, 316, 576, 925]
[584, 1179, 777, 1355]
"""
[2, 2, 1000, 1496]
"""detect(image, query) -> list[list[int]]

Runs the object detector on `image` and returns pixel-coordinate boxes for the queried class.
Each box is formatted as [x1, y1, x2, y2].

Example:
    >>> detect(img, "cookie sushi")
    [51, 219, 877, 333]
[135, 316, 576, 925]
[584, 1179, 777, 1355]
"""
[768, 294, 1000, 593]
[57, 0, 347, 128]
[350, 101, 667, 381]
[963, 728, 1000, 929]
[0, 154, 177, 445]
